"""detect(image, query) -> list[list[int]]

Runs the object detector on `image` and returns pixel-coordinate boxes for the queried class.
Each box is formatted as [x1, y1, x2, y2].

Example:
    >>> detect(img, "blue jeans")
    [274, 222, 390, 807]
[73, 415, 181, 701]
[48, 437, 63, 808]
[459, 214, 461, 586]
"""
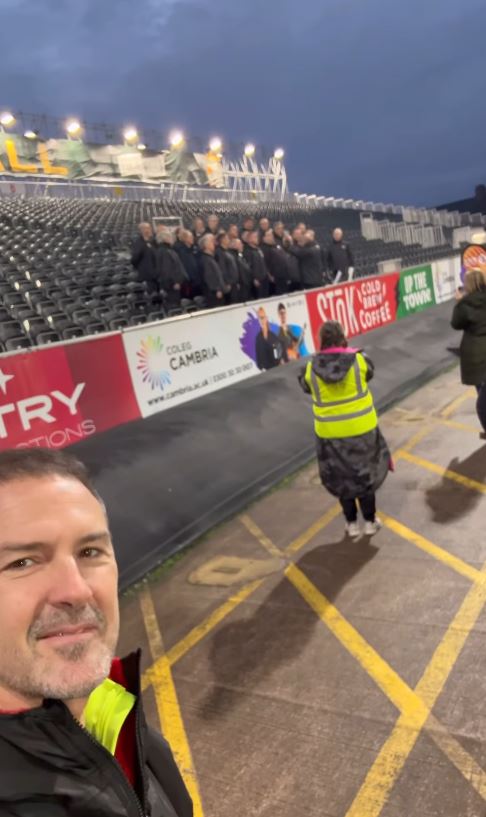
[477, 383, 486, 432]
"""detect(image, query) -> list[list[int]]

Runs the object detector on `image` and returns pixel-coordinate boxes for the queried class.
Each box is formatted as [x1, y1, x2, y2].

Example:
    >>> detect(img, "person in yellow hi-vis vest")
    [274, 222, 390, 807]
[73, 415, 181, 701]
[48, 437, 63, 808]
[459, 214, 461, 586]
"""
[299, 320, 391, 539]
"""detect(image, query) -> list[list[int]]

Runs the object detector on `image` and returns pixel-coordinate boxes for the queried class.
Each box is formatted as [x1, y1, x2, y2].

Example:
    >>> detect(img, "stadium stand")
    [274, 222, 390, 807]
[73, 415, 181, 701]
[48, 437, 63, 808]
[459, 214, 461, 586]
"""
[0, 195, 458, 351]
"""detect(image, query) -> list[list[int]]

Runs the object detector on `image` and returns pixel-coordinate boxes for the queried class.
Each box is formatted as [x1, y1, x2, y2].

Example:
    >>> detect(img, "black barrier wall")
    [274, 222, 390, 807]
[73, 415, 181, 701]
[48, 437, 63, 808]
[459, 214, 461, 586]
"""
[71, 301, 458, 589]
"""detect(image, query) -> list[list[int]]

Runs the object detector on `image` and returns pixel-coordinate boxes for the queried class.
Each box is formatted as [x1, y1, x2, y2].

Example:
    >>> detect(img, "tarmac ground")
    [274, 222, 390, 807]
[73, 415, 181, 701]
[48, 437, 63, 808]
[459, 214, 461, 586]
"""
[119, 367, 486, 817]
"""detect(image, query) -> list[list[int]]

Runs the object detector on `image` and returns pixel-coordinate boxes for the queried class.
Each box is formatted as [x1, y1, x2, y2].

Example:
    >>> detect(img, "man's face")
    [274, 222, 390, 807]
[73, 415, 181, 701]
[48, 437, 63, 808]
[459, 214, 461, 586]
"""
[292, 228, 303, 243]
[243, 219, 254, 232]
[140, 224, 152, 241]
[184, 231, 194, 247]
[258, 311, 268, 330]
[333, 228, 343, 242]
[194, 218, 205, 233]
[249, 231, 259, 248]
[278, 308, 287, 325]
[205, 235, 216, 254]
[263, 229, 275, 246]
[274, 222, 284, 237]
[260, 219, 270, 233]
[0, 476, 119, 707]
[228, 225, 239, 239]
[208, 215, 219, 232]
[219, 234, 230, 250]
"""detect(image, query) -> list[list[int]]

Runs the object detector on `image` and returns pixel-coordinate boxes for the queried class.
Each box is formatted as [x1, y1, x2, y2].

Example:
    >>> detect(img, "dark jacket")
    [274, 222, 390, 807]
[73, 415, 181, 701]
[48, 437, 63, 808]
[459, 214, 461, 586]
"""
[261, 243, 290, 284]
[451, 289, 486, 385]
[201, 252, 225, 294]
[327, 240, 354, 276]
[298, 349, 390, 500]
[283, 245, 301, 285]
[290, 242, 323, 288]
[215, 247, 239, 288]
[131, 236, 157, 282]
[156, 244, 188, 292]
[256, 329, 284, 370]
[0, 651, 192, 817]
[229, 249, 253, 295]
[175, 243, 202, 289]
[243, 245, 269, 284]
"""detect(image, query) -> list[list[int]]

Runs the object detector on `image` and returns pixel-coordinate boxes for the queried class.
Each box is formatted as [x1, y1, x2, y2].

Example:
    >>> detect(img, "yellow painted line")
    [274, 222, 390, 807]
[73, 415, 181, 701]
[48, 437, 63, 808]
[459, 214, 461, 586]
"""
[428, 714, 486, 801]
[344, 564, 486, 817]
[441, 388, 476, 419]
[396, 425, 431, 454]
[380, 513, 483, 584]
[285, 504, 342, 555]
[239, 514, 284, 558]
[139, 588, 205, 817]
[141, 579, 263, 691]
[399, 449, 486, 495]
[434, 416, 482, 435]
[286, 564, 427, 718]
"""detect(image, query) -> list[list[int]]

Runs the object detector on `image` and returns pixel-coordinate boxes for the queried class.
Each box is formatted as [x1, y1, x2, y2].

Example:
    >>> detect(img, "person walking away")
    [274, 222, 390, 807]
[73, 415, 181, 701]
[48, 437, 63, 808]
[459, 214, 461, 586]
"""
[0, 447, 192, 817]
[289, 230, 324, 290]
[229, 238, 253, 302]
[299, 320, 391, 538]
[155, 229, 188, 310]
[174, 229, 203, 298]
[215, 232, 240, 304]
[200, 233, 226, 308]
[451, 269, 486, 438]
[261, 229, 291, 295]
[131, 222, 160, 298]
[327, 228, 354, 283]
[244, 231, 270, 299]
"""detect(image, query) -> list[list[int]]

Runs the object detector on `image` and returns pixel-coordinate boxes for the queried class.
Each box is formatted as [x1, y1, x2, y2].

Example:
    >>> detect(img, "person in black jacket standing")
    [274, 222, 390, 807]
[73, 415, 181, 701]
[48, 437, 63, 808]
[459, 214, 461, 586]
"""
[244, 231, 270, 299]
[200, 233, 226, 308]
[0, 448, 192, 817]
[130, 222, 159, 295]
[155, 229, 188, 310]
[216, 232, 240, 304]
[290, 230, 324, 289]
[229, 238, 253, 302]
[175, 229, 203, 297]
[451, 269, 486, 437]
[327, 228, 355, 282]
[261, 229, 290, 295]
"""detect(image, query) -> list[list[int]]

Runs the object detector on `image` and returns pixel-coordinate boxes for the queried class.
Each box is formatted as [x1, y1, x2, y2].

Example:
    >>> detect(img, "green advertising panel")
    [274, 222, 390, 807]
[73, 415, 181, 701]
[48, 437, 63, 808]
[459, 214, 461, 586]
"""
[397, 264, 436, 318]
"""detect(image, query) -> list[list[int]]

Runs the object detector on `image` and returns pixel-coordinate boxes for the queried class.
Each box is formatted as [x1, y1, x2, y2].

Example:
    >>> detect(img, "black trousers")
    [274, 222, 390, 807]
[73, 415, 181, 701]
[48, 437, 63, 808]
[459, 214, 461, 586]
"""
[340, 493, 376, 523]
[476, 383, 486, 432]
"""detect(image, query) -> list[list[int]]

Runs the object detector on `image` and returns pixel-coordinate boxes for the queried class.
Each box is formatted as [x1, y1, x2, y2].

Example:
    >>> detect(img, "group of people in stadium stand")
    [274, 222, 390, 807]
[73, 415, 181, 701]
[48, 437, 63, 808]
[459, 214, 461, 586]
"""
[131, 215, 354, 310]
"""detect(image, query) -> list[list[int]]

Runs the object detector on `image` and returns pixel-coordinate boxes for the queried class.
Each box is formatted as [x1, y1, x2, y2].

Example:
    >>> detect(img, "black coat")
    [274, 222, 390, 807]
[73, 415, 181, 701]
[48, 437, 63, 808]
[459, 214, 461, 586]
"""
[131, 236, 157, 282]
[256, 329, 284, 370]
[290, 242, 323, 288]
[175, 243, 202, 289]
[201, 252, 225, 294]
[284, 247, 301, 284]
[156, 244, 188, 291]
[0, 651, 192, 817]
[215, 247, 239, 287]
[327, 240, 354, 275]
[261, 243, 290, 284]
[243, 245, 269, 284]
[229, 249, 253, 294]
[451, 289, 486, 385]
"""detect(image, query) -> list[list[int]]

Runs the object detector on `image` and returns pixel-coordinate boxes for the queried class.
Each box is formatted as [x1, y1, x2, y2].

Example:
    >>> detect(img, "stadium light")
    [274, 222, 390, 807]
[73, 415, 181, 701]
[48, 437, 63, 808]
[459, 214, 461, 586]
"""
[169, 129, 185, 148]
[209, 136, 223, 153]
[244, 143, 255, 158]
[24, 129, 38, 140]
[0, 112, 15, 128]
[66, 119, 82, 137]
[123, 126, 138, 144]
[274, 147, 285, 161]
[137, 143, 147, 151]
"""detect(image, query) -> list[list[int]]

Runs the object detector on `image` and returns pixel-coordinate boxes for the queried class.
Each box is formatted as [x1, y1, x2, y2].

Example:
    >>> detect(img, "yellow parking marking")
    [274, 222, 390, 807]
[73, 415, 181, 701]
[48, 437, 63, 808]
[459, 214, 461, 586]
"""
[287, 564, 428, 718]
[142, 579, 263, 691]
[427, 714, 486, 801]
[239, 514, 285, 558]
[139, 588, 205, 817]
[345, 563, 486, 817]
[380, 513, 483, 583]
[441, 389, 476, 419]
[285, 504, 342, 555]
[397, 425, 431, 454]
[399, 449, 486, 495]
[434, 417, 482, 435]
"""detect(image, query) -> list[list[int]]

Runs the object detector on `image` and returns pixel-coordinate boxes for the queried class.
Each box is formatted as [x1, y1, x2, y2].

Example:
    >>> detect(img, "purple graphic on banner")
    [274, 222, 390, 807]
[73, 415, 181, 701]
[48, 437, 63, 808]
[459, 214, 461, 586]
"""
[239, 311, 260, 362]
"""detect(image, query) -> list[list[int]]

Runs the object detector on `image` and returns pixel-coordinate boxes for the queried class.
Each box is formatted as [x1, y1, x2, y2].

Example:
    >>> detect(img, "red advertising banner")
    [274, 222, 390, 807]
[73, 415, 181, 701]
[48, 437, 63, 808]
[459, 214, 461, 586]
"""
[0, 334, 140, 450]
[305, 273, 400, 347]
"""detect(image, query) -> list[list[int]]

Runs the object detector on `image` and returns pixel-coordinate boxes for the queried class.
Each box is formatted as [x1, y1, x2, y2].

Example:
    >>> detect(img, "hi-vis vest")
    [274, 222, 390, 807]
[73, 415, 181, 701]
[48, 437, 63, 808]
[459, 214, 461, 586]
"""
[305, 353, 378, 439]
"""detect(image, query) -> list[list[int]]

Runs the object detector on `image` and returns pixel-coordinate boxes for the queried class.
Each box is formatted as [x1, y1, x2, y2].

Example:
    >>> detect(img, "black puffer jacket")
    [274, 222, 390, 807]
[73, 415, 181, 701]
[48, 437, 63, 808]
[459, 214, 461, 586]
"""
[0, 652, 192, 817]
[289, 242, 323, 288]
[451, 289, 486, 385]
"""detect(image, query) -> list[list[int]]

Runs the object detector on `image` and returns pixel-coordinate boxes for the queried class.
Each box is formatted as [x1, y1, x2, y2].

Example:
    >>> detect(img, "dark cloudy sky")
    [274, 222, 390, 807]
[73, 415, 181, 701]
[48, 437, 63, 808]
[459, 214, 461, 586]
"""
[1, 0, 485, 206]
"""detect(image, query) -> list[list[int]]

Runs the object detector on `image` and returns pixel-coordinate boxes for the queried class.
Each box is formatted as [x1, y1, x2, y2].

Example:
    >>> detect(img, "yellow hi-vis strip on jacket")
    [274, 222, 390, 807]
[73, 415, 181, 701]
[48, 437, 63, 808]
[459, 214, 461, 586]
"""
[84, 678, 136, 755]
[305, 353, 377, 439]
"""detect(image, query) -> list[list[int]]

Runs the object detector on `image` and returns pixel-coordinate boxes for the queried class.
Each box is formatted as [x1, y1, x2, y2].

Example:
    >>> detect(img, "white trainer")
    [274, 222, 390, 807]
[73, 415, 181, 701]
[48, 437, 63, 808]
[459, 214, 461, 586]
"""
[364, 518, 382, 537]
[345, 521, 361, 539]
